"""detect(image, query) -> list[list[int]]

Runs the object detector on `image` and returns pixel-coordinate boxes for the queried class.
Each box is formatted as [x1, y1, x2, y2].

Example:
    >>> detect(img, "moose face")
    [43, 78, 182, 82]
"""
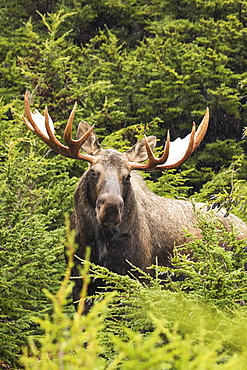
[87, 150, 131, 228]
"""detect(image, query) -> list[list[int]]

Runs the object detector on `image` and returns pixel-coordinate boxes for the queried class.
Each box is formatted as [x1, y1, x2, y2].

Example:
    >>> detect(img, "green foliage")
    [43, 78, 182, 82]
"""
[18, 10, 78, 114]
[20, 226, 247, 369]
[0, 102, 78, 366]
[192, 156, 247, 221]
[1, 2, 247, 368]
[180, 139, 247, 195]
[161, 210, 247, 307]
[2, 1, 247, 139]
[21, 222, 112, 369]
[206, 187, 247, 220]
[145, 169, 193, 198]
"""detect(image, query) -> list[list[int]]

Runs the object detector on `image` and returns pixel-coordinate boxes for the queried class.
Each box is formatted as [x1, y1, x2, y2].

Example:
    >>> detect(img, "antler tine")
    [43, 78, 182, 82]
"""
[43, 106, 68, 153]
[23, 91, 49, 142]
[160, 130, 170, 162]
[63, 102, 96, 157]
[128, 108, 209, 172]
[23, 91, 96, 163]
[129, 130, 170, 171]
[156, 122, 196, 170]
[193, 107, 209, 151]
[63, 102, 77, 146]
[145, 130, 171, 166]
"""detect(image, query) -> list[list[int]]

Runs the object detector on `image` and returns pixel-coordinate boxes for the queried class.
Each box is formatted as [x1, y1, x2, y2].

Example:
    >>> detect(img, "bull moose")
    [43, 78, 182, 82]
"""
[23, 92, 247, 312]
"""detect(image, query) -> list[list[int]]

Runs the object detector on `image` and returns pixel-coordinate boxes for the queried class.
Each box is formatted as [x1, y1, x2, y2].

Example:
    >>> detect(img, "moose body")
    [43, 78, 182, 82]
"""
[70, 149, 247, 310]
[23, 92, 247, 312]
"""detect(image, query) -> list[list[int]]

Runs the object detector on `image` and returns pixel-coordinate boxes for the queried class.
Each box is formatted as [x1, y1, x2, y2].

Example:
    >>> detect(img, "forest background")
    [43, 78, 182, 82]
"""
[1, 0, 247, 368]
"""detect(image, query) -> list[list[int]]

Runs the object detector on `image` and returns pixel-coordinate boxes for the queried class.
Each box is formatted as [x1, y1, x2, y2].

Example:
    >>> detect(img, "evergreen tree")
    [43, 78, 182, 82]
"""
[1, 2, 247, 367]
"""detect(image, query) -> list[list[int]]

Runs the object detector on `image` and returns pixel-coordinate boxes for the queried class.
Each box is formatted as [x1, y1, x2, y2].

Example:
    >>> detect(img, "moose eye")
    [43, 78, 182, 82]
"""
[90, 169, 97, 177]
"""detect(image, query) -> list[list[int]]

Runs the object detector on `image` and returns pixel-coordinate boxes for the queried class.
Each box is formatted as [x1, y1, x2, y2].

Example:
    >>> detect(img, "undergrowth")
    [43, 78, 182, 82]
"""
[20, 214, 247, 369]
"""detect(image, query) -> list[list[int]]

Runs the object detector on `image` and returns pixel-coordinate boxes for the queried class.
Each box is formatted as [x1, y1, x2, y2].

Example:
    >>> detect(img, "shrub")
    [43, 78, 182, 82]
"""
[20, 224, 247, 369]
[0, 111, 77, 365]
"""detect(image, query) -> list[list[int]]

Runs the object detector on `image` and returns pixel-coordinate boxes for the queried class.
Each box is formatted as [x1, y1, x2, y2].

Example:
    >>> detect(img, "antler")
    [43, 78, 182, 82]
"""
[23, 91, 209, 171]
[22, 91, 96, 163]
[128, 108, 209, 171]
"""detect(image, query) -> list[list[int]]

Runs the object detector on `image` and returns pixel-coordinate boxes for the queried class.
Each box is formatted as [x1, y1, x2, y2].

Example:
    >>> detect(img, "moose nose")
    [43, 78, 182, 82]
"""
[96, 194, 124, 227]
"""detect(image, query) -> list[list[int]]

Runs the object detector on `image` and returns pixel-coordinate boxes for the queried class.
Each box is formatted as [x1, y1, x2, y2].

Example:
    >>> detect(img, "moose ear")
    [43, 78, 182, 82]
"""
[77, 121, 101, 155]
[125, 136, 157, 163]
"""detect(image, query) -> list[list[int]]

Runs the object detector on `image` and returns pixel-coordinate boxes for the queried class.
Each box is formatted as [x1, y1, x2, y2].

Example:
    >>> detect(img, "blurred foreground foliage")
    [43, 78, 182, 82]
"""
[1, 2, 247, 368]
[21, 222, 247, 369]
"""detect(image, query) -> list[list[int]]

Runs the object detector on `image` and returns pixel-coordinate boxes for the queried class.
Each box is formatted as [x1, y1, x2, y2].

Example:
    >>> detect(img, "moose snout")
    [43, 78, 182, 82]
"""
[96, 194, 124, 227]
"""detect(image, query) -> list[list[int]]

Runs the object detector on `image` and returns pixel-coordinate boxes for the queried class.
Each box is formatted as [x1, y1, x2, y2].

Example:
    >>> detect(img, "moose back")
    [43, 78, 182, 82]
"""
[23, 92, 247, 311]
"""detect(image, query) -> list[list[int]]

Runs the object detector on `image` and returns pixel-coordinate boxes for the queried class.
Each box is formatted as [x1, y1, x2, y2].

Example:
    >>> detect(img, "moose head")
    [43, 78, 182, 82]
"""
[23, 91, 209, 229]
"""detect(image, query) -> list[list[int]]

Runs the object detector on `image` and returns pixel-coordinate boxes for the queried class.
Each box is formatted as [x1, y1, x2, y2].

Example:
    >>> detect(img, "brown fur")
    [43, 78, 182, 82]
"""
[69, 131, 247, 311]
